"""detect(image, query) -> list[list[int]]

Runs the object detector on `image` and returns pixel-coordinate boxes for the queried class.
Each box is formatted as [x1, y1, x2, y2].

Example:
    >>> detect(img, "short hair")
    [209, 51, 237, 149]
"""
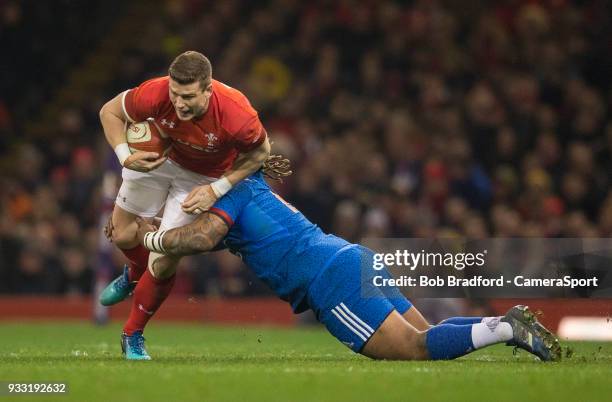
[168, 51, 212, 90]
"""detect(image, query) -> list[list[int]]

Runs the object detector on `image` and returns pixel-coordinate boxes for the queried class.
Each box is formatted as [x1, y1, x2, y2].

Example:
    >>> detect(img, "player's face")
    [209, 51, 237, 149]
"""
[169, 79, 213, 120]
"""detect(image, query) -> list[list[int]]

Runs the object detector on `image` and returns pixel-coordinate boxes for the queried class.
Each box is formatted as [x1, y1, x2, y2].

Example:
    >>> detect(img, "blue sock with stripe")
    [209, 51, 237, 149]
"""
[439, 316, 483, 326]
[425, 324, 474, 360]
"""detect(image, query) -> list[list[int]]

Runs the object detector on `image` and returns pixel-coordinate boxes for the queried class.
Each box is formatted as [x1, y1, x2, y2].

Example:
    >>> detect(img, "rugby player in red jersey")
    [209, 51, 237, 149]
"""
[98, 51, 270, 344]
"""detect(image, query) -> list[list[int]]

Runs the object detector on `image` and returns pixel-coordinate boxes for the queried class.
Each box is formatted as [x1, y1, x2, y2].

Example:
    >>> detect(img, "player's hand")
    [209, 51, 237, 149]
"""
[123, 151, 167, 172]
[262, 154, 292, 182]
[135, 217, 159, 245]
[181, 184, 217, 215]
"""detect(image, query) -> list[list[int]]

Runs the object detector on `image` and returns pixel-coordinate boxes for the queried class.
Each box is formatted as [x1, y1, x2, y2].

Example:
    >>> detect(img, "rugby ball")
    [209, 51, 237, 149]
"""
[126, 120, 171, 156]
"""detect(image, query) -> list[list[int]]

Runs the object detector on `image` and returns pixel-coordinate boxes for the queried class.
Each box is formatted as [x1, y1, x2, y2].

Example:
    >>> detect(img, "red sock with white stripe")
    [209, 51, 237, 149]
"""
[123, 270, 175, 335]
[120, 244, 149, 282]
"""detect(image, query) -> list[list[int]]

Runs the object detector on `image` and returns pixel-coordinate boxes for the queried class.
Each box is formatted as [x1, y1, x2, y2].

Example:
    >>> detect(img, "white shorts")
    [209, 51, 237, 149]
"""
[115, 159, 215, 230]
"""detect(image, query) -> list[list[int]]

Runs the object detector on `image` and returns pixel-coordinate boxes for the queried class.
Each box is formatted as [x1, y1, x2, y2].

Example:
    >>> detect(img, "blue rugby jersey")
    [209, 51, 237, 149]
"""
[209, 171, 354, 312]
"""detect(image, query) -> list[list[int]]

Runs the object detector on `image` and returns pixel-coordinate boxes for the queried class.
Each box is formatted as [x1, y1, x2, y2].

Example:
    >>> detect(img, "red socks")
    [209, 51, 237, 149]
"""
[120, 244, 150, 282]
[123, 270, 176, 335]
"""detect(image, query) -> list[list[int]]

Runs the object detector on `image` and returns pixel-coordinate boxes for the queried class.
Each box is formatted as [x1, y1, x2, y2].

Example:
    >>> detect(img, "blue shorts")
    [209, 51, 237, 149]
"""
[307, 245, 412, 353]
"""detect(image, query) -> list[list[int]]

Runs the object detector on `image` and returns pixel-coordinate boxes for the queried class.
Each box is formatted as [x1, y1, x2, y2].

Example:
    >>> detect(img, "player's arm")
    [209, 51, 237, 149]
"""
[135, 214, 229, 256]
[181, 135, 271, 214]
[223, 135, 271, 187]
[99, 93, 166, 172]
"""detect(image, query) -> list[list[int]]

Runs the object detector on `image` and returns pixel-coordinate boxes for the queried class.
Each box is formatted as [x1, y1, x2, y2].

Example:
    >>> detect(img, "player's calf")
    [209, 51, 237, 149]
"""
[108, 208, 141, 249]
[123, 270, 176, 340]
[105, 209, 151, 283]
[362, 308, 514, 361]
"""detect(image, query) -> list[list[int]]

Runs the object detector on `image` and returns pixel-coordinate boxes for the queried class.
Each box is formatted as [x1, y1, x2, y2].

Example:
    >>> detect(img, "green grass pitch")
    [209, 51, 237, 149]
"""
[0, 322, 611, 402]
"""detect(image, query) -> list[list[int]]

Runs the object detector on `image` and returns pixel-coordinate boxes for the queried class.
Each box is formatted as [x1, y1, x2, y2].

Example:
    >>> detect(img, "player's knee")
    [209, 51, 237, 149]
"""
[148, 252, 178, 280]
[376, 328, 427, 361]
[400, 330, 428, 361]
[111, 225, 138, 249]
[362, 312, 428, 361]
[110, 207, 141, 249]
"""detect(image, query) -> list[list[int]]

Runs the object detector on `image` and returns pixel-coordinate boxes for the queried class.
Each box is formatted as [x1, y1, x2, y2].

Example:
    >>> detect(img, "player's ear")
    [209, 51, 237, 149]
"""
[202, 81, 213, 96]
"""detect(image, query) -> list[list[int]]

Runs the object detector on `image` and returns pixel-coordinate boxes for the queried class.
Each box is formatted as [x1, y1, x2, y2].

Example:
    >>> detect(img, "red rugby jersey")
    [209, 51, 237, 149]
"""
[122, 76, 266, 177]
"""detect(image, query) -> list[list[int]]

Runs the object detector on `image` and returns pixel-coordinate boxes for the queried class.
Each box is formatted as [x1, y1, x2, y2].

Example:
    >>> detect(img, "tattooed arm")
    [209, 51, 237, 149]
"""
[135, 214, 229, 257]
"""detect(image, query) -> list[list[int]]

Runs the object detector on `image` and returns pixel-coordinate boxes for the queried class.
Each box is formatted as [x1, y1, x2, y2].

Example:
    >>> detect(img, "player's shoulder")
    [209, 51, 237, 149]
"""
[229, 172, 268, 198]
[126, 76, 170, 105]
[212, 79, 258, 132]
[137, 76, 169, 95]
[212, 79, 251, 108]
[123, 76, 170, 121]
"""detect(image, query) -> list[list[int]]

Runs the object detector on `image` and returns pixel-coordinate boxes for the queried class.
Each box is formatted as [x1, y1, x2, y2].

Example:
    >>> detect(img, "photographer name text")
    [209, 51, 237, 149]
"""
[373, 275, 598, 289]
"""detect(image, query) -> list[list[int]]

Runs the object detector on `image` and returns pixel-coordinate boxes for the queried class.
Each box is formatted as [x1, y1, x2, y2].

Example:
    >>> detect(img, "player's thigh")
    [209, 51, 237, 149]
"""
[159, 186, 211, 232]
[308, 246, 421, 357]
[361, 310, 428, 361]
[149, 167, 214, 276]
[147, 190, 191, 276]
[357, 245, 430, 330]
[115, 164, 174, 221]
[315, 291, 426, 360]
[111, 170, 171, 248]
[161, 161, 215, 231]
[317, 291, 395, 354]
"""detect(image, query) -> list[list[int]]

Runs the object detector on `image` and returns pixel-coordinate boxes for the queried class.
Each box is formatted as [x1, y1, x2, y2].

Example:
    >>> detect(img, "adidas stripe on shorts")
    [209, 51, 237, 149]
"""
[307, 245, 412, 352]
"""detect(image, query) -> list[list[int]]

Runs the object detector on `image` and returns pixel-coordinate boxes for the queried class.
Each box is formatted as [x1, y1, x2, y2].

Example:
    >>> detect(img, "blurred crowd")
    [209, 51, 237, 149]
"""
[1, 0, 611, 296]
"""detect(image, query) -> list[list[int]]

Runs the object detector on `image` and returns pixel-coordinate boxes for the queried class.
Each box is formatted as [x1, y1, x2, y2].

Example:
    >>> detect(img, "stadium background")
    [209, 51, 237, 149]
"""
[0, 0, 611, 330]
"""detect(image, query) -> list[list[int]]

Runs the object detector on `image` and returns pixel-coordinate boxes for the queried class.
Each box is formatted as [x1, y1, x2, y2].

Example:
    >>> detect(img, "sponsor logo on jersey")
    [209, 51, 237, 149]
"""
[204, 132, 219, 152]
[160, 118, 176, 129]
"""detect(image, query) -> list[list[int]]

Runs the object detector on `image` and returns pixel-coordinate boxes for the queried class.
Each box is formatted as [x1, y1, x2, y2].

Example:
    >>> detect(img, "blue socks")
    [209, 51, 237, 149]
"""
[425, 324, 475, 360]
[439, 316, 483, 326]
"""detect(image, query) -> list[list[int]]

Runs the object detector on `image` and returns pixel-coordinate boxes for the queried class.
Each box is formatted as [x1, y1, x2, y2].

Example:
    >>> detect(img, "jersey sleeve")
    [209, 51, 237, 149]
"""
[122, 78, 167, 122]
[209, 181, 253, 228]
[234, 117, 267, 152]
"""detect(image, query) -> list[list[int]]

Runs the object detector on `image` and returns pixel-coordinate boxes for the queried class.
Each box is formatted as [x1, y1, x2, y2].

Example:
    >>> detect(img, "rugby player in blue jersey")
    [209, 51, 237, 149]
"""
[105, 167, 561, 362]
